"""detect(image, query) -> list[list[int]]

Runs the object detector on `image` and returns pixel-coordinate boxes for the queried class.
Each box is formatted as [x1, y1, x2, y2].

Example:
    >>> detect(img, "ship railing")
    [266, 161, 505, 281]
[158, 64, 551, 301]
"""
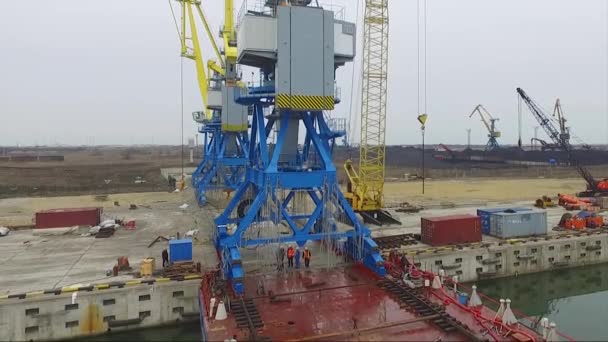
[448, 280, 577, 342]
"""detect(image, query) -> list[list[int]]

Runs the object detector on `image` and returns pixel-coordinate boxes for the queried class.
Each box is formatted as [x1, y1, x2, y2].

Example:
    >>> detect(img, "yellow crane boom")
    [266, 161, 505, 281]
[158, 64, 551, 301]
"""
[177, 0, 242, 116]
[344, 0, 398, 225]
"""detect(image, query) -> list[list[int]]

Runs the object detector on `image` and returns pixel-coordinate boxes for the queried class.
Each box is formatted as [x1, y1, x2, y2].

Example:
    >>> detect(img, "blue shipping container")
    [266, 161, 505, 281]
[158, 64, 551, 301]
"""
[477, 207, 531, 235]
[169, 239, 193, 263]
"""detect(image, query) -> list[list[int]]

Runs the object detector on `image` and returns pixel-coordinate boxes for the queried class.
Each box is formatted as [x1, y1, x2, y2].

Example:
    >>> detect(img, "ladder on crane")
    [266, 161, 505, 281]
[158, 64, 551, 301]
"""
[343, 0, 400, 226]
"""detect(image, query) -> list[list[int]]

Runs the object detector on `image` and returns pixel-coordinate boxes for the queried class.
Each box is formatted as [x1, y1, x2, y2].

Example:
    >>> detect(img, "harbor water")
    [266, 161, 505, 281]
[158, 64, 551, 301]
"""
[91, 263, 608, 341]
[475, 262, 608, 341]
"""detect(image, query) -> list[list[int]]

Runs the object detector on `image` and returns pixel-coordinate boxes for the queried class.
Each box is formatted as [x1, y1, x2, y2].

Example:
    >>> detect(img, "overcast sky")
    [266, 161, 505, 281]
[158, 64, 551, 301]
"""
[0, 0, 606, 146]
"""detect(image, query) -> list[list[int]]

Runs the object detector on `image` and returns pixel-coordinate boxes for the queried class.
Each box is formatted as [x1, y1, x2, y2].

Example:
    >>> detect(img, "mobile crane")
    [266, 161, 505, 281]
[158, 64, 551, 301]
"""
[517, 88, 608, 196]
[343, 0, 400, 225]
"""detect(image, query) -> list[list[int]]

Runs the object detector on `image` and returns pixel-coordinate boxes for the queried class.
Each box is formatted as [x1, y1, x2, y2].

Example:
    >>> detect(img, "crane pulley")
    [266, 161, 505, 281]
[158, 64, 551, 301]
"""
[469, 104, 500, 151]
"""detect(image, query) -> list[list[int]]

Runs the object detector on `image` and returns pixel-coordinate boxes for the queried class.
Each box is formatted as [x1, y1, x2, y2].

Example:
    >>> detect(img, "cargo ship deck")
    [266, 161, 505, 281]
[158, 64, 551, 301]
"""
[201, 265, 543, 341]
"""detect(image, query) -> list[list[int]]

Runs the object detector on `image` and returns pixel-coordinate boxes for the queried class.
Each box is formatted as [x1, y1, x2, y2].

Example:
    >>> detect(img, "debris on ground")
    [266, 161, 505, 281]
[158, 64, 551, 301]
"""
[95, 226, 116, 238]
[129, 204, 138, 210]
[117, 256, 130, 270]
[94, 195, 108, 202]
[122, 219, 136, 230]
[33, 226, 78, 236]
[114, 201, 120, 206]
[179, 203, 189, 210]
[148, 235, 170, 248]
[100, 219, 117, 227]
[161, 261, 201, 279]
[0, 227, 9, 237]
[185, 229, 199, 238]
[112, 256, 132, 276]
[395, 202, 423, 213]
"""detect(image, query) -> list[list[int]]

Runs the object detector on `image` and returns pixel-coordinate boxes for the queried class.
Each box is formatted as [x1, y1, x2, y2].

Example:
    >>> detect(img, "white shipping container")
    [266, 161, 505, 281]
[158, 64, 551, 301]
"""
[489, 210, 547, 238]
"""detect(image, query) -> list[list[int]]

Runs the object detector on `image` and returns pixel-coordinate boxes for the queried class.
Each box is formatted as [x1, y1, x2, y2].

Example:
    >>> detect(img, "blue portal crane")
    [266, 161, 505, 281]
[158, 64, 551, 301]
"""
[174, 0, 249, 204]
[213, 1, 386, 294]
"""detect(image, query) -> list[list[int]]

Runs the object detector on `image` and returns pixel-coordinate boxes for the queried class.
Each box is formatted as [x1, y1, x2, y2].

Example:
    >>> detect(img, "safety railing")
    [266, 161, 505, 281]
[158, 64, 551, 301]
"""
[238, 0, 346, 27]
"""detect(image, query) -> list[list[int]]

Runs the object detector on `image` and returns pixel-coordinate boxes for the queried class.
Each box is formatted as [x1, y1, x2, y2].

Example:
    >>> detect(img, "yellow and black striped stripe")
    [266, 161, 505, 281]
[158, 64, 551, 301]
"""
[0, 274, 203, 301]
[276, 93, 335, 111]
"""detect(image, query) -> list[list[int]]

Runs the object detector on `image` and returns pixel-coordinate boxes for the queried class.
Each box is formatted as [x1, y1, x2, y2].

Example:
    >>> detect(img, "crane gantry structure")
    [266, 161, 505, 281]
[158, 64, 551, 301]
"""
[469, 104, 501, 151]
[176, 0, 249, 205]
[344, 0, 399, 226]
[212, 0, 385, 294]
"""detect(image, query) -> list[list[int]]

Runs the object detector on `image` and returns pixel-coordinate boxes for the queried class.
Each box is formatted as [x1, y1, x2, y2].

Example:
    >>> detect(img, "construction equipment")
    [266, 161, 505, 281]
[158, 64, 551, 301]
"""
[559, 212, 603, 230]
[344, 0, 400, 226]
[530, 138, 559, 151]
[534, 195, 556, 209]
[517, 88, 608, 197]
[175, 0, 249, 205]
[469, 104, 501, 151]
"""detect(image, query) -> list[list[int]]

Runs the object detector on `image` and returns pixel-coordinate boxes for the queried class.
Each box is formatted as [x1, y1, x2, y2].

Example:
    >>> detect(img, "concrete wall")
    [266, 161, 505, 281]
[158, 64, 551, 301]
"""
[411, 233, 608, 282]
[0, 280, 200, 341]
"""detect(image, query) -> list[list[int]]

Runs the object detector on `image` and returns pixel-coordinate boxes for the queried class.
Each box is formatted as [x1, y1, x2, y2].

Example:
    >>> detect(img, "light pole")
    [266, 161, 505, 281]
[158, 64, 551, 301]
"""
[466, 129, 471, 150]
[417, 114, 428, 194]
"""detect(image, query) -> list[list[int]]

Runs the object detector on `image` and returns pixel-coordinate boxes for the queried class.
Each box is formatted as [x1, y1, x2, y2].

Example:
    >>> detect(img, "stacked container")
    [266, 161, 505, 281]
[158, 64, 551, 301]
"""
[421, 215, 481, 246]
[488, 209, 547, 238]
[477, 207, 531, 235]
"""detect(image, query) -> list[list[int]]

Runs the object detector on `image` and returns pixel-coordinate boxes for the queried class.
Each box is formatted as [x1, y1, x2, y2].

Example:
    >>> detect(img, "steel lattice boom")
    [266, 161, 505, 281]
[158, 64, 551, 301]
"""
[344, 0, 398, 225]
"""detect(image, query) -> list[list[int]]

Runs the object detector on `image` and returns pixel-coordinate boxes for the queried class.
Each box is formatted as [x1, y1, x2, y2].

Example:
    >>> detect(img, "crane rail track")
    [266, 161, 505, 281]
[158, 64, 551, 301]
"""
[377, 279, 484, 341]
[230, 297, 271, 341]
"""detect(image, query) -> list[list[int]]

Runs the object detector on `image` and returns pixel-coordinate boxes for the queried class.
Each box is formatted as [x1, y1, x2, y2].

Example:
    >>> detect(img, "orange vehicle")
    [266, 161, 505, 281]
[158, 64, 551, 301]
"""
[564, 217, 586, 230]
[586, 216, 604, 228]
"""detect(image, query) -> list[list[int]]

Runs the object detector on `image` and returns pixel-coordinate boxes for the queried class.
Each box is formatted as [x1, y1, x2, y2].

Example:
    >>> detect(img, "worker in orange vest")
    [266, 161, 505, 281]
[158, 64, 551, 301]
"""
[287, 245, 295, 268]
[303, 247, 312, 268]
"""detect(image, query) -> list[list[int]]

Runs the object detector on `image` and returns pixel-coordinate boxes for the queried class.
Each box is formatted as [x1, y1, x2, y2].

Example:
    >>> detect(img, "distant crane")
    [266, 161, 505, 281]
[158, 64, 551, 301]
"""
[469, 104, 501, 151]
[517, 88, 608, 196]
[552, 98, 570, 146]
[553, 98, 592, 150]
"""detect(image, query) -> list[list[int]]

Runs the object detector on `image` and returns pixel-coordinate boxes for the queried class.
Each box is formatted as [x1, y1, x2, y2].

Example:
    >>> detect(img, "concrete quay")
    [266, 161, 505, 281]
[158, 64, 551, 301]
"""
[0, 279, 201, 341]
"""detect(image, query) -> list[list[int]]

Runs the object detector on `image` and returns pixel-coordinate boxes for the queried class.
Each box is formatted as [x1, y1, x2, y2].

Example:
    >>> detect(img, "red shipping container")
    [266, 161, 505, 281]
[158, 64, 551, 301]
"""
[421, 215, 481, 246]
[35, 207, 102, 229]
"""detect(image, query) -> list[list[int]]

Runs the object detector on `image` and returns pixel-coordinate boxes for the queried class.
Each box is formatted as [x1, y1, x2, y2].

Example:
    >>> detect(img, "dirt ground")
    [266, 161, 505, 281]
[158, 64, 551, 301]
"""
[0, 146, 198, 198]
[2, 145, 606, 200]
[0, 177, 587, 227]
[383, 177, 587, 206]
[0, 192, 186, 227]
